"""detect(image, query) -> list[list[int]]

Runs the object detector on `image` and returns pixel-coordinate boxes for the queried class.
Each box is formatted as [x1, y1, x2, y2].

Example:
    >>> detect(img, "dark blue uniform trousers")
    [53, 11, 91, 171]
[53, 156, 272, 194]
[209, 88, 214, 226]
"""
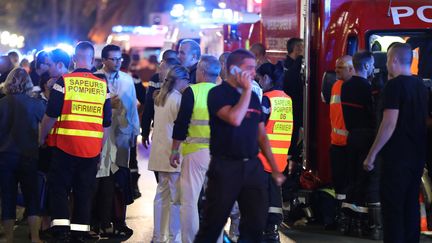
[48, 148, 98, 233]
[194, 157, 268, 243]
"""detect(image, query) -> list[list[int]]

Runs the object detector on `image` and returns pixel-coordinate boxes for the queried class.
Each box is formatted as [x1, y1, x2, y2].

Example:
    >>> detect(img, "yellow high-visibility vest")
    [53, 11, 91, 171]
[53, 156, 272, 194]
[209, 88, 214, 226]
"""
[182, 82, 215, 155]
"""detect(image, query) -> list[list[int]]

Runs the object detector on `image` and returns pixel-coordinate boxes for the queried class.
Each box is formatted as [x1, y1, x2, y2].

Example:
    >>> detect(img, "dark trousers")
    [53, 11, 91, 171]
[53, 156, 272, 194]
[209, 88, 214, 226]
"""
[330, 145, 349, 198]
[129, 144, 140, 190]
[266, 172, 283, 226]
[381, 162, 422, 243]
[194, 157, 268, 243]
[92, 175, 115, 229]
[48, 148, 98, 232]
[345, 130, 380, 206]
[112, 167, 134, 226]
[0, 153, 40, 220]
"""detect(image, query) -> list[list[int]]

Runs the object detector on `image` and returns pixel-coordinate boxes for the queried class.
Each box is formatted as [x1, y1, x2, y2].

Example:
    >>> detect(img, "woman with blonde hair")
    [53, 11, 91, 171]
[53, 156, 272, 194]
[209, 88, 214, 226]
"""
[0, 68, 45, 243]
[149, 65, 190, 243]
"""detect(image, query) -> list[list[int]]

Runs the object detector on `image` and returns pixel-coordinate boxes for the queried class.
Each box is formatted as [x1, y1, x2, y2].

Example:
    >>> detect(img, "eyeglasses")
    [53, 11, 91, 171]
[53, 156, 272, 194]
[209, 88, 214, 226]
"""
[106, 57, 123, 62]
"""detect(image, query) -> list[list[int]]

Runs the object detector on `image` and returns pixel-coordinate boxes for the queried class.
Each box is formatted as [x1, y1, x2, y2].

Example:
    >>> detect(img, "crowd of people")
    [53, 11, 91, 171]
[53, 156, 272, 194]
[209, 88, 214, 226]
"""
[0, 37, 428, 243]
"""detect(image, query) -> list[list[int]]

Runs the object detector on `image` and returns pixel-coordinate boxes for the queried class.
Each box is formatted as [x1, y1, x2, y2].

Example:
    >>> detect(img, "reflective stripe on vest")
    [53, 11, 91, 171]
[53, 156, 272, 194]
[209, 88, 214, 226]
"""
[48, 72, 107, 158]
[258, 90, 293, 173]
[332, 127, 349, 136]
[329, 80, 348, 146]
[182, 83, 215, 155]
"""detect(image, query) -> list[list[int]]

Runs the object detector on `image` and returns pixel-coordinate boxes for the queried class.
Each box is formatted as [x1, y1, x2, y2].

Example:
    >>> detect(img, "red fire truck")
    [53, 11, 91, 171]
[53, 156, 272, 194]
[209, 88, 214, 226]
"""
[226, 0, 432, 184]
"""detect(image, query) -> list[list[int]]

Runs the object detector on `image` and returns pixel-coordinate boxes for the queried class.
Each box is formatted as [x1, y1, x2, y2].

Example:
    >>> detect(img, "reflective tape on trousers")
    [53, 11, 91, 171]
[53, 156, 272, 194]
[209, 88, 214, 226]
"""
[341, 202, 368, 213]
[70, 223, 90, 232]
[51, 219, 70, 227]
[268, 206, 283, 215]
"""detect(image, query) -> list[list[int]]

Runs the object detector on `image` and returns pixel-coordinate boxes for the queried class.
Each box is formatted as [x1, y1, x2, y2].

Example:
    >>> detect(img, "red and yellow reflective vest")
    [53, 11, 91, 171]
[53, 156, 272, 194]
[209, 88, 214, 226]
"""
[47, 72, 107, 158]
[329, 80, 348, 146]
[258, 90, 293, 173]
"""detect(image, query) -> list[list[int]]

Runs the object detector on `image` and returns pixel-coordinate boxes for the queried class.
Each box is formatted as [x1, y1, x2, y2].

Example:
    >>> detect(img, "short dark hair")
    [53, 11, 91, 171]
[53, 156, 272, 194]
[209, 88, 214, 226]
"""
[226, 49, 255, 73]
[257, 62, 278, 83]
[250, 43, 266, 56]
[101, 44, 121, 59]
[35, 50, 49, 69]
[353, 51, 373, 72]
[75, 41, 94, 57]
[162, 50, 178, 61]
[48, 48, 71, 69]
[286, 38, 303, 54]
[388, 42, 413, 66]
[7, 51, 19, 59]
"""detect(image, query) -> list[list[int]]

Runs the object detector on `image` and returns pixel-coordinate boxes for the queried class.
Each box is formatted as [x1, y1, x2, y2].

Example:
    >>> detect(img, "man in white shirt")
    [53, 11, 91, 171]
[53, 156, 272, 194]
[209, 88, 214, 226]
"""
[93, 44, 140, 237]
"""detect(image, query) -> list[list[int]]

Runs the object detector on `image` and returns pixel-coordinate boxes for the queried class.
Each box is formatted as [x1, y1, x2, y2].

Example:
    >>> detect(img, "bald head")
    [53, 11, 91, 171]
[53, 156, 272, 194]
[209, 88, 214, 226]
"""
[335, 55, 354, 81]
[387, 42, 413, 78]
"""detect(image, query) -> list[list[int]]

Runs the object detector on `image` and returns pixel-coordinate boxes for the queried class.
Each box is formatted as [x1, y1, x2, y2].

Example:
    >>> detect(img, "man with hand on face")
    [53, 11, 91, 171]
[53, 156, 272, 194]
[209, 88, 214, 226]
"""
[93, 44, 139, 237]
[178, 39, 201, 84]
[363, 43, 428, 243]
[194, 49, 285, 243]
[39, 41, 112, 243]
[340, 51, 378, 238]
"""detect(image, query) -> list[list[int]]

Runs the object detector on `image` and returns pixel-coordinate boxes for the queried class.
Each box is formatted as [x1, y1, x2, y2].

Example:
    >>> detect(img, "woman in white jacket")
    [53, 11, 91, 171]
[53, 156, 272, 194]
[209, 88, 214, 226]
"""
[149, 65, 190, 243]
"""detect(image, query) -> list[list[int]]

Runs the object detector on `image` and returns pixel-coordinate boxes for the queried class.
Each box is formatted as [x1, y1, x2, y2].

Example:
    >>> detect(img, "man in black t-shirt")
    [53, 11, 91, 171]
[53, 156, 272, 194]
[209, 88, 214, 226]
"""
[340, 51, 379, 238]
[364, 43, 428, 243]
[281, 38, 304, 164]
[194, 49, 285, 242]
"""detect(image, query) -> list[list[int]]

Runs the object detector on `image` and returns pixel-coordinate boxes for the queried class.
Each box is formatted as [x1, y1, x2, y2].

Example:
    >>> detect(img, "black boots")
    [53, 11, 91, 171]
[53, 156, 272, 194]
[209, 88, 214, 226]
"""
[349, 213, 365, 237]
[368, 205, 383, 240]
[262, 224, 280, 243]
[337, 210, 351, 235]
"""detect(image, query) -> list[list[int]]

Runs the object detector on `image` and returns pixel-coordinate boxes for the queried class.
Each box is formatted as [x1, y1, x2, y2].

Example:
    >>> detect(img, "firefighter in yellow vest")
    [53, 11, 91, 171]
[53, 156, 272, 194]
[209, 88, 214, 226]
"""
[257, 63, 293, 242]
[328, 56, 354, 232]
[169, 55, 222, 243]
[39, 41, 111, 243]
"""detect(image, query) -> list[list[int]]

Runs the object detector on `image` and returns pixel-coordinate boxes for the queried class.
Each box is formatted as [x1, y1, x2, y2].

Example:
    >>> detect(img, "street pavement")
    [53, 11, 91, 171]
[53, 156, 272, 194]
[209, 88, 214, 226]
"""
[6, 139, 432, 242]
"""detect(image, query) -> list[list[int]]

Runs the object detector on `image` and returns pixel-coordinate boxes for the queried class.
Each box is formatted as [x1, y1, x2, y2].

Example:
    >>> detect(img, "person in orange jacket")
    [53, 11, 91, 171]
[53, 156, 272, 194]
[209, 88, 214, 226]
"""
[328, 55, 354, 232]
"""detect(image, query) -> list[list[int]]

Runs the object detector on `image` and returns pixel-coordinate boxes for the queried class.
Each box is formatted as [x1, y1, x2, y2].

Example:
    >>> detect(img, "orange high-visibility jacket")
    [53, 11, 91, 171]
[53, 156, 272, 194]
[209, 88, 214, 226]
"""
[48, 72, 107, 158]
[258, 90, 293, 173]
[330, 80, 348, 146]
